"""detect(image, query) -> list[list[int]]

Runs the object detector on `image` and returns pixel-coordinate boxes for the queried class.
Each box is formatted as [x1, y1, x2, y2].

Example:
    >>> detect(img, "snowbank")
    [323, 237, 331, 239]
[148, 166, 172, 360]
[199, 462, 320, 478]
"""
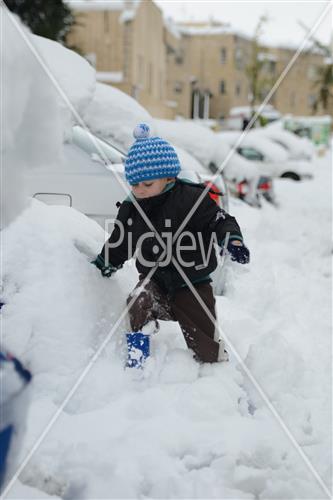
[82, 82, 156, 152]
[1, 8, 63, 228]
[32, 35, 96, 135]
[2, 152, 331, 498]
[218, 131, 290, 163]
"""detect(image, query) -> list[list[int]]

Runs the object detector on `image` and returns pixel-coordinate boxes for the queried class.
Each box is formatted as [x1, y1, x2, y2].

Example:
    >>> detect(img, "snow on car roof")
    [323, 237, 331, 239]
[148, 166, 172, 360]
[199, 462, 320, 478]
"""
[155, 119, 218, 168]
[256, 125, 305, 154]
[82, 82, 156, 151]
[96, 72, 124, 83]
[32, 34, 96, 124]
[156, 119, 260, 182]
[67, 1, 128, 11]
[218, 131, 289, 163]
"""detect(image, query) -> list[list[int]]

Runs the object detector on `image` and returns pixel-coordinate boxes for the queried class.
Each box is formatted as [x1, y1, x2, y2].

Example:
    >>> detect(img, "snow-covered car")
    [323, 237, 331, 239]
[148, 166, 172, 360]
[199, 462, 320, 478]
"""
[155, 119, 261, 207]
[82, 82, 156, 152]
[25, 126, 220, 228]
[226, 104, 281, 130]
[24, 126, 127, 230]
[24, 125, 230, 294]
[219, 130, 313, 181]
[256, 121, 314, 161]
[79, 84, 229, 212]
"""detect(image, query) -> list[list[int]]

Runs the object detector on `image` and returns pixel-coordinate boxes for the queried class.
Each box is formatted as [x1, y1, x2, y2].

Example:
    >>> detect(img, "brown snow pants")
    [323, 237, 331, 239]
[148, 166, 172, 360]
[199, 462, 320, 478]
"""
[126, 275, 220, 363]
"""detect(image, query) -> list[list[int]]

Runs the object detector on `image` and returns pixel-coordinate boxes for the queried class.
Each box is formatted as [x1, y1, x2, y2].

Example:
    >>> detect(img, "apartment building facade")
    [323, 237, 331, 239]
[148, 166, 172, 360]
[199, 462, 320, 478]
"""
[272, 46, 328, 115]
[67, 0, 172, 117]
[67, 0, 329, 120]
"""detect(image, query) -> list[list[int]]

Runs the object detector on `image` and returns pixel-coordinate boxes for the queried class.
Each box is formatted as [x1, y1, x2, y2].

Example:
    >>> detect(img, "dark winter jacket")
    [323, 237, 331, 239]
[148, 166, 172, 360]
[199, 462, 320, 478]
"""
[100, 178, 243, 293]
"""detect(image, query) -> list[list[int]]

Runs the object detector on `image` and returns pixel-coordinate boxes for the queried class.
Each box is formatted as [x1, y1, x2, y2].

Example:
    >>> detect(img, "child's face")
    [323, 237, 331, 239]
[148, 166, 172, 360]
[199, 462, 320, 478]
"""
[131, 178, 174, 199]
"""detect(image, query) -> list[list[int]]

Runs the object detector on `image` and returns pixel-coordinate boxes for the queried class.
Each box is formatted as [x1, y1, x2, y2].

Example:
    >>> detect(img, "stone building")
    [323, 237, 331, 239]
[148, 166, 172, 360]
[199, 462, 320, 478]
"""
[67, 0, 329, 120]
[170, 22, 252, 120]
[271, 46, 329, 115]
[67, 0, 172, 117]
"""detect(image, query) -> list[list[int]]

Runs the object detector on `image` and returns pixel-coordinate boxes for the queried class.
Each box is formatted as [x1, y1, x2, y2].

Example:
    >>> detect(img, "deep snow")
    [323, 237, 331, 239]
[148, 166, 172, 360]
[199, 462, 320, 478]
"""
[1, 8, 63, 229]
[1, 150, 331, 499]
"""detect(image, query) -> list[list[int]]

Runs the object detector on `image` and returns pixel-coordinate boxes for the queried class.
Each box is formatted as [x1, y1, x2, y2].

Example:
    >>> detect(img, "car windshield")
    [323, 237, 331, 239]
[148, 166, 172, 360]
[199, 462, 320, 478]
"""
[71, 126, 125, 165]
[237, 147, 264, 161]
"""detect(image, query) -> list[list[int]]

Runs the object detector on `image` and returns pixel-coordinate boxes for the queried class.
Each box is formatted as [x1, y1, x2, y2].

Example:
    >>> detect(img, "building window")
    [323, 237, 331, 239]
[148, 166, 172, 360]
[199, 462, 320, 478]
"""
[175, 49, 184, 65]
[160, 71, 163, 100]
[235, 82, 241, 96]
[235, 47, 243, 70]
[259, 87, 270, 100]
[307, 65, 318, 81]
[137, 55, 144, 86]
[148, 63, 153, 93]
[104, 12, 109, 33]
[173, 81, 183, 94]
[308, 94, 316, 107]
[220, 48, 227, 64]
[220, 80, 226, 94]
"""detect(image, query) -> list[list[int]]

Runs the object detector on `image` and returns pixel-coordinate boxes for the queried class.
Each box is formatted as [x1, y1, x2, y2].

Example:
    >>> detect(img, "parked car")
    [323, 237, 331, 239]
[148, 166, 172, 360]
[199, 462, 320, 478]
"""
[226, 104, 281, 130]
[219, 130, 313, 182]
[155, 119, 261, 207]
[257, 121, 314, 161]
[82, 82, 156, 152]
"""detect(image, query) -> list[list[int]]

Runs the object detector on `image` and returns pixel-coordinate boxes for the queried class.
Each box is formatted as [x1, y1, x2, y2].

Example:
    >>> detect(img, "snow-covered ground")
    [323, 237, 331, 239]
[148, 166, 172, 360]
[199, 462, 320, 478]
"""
[2, 150, 331, 499]
[2, 9, 331, 498]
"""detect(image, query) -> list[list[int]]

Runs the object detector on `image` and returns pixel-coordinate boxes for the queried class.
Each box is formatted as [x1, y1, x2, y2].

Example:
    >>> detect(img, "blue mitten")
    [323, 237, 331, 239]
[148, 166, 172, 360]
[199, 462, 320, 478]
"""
[91, 254, 119, 277]
[221, 240, 250, 264]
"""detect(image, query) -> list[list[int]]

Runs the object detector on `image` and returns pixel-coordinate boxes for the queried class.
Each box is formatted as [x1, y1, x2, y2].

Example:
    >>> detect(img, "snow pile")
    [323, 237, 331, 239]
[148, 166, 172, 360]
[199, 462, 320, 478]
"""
[32, 35, 96, 136]
[1, 8, 63, 228]
[82, 82, 156, 152]
[218, 131, 289, 163]
[1, 145, 331, 497]
[256, 122, 312, 160]
[218, 151, 332, 497]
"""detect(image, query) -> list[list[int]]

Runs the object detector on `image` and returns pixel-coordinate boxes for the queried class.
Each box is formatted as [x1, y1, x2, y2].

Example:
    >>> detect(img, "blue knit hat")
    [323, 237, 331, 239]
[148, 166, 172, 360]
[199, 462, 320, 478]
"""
[125, 123, 181, 185]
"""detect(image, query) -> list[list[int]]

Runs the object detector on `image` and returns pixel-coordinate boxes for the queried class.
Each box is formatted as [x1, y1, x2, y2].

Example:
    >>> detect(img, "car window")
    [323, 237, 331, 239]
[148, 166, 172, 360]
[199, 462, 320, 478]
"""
[71, 126, 125, 165]
[272, 139, 289, 151]
[237, 147, 264, 161]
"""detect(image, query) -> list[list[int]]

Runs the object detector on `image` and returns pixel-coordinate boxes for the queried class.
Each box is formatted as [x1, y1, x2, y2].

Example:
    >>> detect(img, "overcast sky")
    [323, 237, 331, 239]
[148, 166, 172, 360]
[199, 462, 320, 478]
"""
[155, 1, 332, 48]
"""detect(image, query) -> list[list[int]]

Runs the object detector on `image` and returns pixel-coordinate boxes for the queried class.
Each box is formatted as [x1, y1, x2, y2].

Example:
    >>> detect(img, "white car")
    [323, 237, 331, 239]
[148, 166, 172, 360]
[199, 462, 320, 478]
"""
[24, 126, 127, 230]
[155, 119, 261, 206]
[219, 130, 313, 181]
[256, 122, 314, 161]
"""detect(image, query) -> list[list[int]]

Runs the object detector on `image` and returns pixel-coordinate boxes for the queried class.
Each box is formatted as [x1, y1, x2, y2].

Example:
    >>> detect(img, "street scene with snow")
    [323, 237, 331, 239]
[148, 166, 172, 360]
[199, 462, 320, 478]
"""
[1, 0, 332, 498]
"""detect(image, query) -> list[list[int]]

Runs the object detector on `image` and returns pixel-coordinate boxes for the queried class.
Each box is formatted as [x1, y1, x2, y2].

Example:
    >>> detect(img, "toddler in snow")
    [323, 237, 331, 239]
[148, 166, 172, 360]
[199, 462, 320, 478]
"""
[93, 123, 250, 363]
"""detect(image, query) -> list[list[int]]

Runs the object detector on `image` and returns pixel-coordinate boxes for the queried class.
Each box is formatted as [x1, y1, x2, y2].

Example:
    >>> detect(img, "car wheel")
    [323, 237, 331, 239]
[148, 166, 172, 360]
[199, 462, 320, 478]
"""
[280, 171, 301, 181]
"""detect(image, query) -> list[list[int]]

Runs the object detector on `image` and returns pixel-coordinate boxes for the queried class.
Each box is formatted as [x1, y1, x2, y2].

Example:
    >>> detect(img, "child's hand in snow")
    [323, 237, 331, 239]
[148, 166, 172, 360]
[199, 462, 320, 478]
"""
[221, 239, 250, 264]
[91, 254, 118, 277]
